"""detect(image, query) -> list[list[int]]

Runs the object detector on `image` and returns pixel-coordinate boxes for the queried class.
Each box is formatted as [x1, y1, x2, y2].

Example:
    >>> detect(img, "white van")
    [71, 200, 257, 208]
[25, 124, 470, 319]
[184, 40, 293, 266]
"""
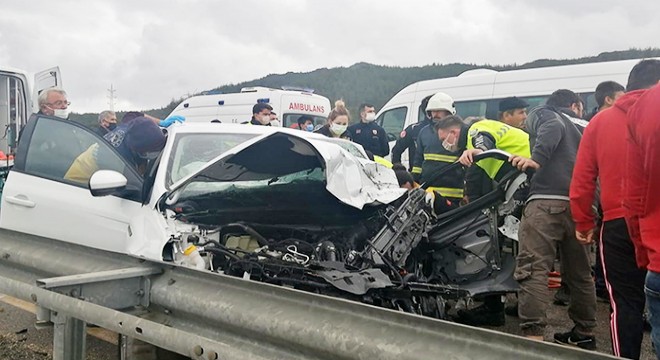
[0, 66, 62, 153]
[168, 86, 331, 128]
[376, 58, 659, 164]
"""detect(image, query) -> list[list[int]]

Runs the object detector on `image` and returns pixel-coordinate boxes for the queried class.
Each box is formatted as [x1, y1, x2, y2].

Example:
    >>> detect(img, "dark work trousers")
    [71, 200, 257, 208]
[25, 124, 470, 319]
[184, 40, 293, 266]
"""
[516, 199, 596, 336]
[594, 223, 607, 296]
[601, 218, 647, 359]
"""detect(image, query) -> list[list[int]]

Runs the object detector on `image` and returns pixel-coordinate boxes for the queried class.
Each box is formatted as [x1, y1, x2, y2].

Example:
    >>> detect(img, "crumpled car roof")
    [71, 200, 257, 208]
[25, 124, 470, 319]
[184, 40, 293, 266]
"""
[167, 126, 406, 209]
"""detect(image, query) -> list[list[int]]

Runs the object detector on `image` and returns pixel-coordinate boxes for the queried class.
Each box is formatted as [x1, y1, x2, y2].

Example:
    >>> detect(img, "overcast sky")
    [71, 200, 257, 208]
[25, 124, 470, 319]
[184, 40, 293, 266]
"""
[1, 0, 658, 113]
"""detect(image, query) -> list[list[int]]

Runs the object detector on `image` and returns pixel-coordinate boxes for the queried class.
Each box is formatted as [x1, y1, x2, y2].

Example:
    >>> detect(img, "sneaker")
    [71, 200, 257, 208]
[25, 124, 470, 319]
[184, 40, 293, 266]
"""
[553, 328, 597, 350]
[456, 304, 505, 327]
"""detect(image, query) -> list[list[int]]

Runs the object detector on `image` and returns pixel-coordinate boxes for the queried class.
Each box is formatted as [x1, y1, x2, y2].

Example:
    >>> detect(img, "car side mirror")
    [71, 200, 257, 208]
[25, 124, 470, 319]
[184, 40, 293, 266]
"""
[89, 170, 127, 197]
[386, 133, 397, 142]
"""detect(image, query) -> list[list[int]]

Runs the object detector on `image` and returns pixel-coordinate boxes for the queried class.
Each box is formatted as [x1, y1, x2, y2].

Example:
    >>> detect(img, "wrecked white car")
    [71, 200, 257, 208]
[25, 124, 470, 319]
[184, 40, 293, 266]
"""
[1, 114, 523, 320]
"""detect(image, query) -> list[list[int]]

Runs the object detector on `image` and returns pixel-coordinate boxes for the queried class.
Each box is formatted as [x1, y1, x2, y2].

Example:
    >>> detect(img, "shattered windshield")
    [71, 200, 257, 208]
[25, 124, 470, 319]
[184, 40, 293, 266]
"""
[167, 132, 258, 186]
[168, 133, 381, 226]
[178, 167, 325, 199]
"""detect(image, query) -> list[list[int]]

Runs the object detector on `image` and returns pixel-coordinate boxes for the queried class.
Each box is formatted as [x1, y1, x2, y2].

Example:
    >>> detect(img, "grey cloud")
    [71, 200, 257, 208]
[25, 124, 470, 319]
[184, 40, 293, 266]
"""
[1, 0, 658, 112]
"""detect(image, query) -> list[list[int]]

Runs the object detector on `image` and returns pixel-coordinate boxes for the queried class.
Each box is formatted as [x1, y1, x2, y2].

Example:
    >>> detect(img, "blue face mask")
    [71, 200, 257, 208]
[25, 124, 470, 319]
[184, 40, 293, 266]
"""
[305, 123, 314, 132]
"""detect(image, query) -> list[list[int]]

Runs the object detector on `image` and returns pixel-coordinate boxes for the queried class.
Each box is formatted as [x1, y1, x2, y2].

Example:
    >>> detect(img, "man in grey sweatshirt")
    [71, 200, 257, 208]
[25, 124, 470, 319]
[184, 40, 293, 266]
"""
[509, 89, 597, 349]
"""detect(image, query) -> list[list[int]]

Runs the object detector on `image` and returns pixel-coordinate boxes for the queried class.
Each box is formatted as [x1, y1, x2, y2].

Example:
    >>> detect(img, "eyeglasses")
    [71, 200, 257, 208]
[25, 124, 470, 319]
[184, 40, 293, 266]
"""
[46, 100, 71, 107]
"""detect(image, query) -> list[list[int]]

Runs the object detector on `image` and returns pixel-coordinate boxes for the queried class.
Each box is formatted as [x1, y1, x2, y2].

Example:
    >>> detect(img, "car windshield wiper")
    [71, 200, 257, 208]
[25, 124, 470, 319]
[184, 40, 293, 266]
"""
[172, 209, 218, 220]
[267, 176, 280, 185]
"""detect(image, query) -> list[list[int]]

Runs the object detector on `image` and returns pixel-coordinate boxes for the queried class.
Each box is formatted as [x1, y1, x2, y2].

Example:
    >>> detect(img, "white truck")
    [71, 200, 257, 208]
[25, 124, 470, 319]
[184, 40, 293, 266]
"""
[376, 58, 660, 164]
[168, 86, 331, 127]
[0, 65, 62, 154]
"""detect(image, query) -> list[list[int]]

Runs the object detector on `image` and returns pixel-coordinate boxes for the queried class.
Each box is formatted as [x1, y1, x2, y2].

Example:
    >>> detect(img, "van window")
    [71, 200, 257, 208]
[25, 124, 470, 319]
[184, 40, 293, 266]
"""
[519, 96, 547, 110]
[377, 107, 407, 140]
[282, 114, 327, 129]
[455, 101, 488, 119]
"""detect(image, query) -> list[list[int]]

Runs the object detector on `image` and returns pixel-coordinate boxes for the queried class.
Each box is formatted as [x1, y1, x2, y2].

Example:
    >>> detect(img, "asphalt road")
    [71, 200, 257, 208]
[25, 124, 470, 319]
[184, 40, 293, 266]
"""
[0, 289, 656, 359]
[0, 299, 117, 360]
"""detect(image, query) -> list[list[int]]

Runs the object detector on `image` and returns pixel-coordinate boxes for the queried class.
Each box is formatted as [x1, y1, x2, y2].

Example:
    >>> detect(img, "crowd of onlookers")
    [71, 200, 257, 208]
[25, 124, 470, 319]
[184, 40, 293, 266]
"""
[34, 58, 660, 358]
[301, 59, 660, 359]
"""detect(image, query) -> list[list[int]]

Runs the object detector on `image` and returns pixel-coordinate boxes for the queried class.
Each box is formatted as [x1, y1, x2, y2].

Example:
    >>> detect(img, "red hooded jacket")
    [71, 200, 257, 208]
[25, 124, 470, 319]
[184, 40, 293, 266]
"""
[570, 90, 645, 233]
[625, 84, 660, 271]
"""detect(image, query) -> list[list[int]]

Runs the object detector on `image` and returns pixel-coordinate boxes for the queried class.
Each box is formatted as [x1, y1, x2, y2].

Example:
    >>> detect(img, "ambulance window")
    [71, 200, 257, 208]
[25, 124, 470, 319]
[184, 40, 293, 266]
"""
[377, 107, 407, 141]
[282, 114, 327, 129]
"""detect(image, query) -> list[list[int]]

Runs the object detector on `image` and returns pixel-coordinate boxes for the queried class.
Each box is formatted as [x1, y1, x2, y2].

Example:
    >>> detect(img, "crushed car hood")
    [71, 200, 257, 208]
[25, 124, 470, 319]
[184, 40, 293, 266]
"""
[166, 131, 406, 210]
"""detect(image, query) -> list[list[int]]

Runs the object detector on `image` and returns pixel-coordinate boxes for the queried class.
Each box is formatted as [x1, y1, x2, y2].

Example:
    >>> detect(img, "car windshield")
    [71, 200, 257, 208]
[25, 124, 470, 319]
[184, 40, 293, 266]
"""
[166, 132, 258, 186]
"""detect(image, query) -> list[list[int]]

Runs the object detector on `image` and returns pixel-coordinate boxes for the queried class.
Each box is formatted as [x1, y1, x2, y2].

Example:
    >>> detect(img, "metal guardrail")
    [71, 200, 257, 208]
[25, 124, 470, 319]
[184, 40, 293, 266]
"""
[0, 229, 616, 360]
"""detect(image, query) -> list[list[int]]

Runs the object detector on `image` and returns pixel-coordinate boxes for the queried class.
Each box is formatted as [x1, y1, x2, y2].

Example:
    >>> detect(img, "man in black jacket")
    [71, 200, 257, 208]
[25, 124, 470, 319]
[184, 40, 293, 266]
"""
[348, 103, 389, 157]
[411, 92, 465, 204]
[391, 95, 433, 171]
[244, 103, 273, 125]
[509, 90, 597, 348]
[95, 110, 117, 137]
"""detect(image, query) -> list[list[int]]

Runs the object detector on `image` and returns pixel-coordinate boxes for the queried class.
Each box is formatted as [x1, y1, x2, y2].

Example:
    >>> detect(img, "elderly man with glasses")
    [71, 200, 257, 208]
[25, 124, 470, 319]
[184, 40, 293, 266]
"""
[38, 87, 70, 119]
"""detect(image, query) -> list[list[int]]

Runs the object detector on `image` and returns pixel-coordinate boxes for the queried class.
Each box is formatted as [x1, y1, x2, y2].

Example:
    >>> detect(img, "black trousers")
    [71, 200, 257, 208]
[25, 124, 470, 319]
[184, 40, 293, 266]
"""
[601, 218, 647, 359]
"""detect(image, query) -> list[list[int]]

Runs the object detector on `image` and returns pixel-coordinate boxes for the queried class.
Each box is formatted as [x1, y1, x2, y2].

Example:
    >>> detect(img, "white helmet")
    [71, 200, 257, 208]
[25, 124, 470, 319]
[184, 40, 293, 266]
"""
[426, 92, 456, 115]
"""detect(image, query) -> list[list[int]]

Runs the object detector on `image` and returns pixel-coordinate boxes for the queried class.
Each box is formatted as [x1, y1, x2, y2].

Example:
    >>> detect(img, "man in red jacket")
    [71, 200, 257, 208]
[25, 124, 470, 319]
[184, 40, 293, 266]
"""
[571, 59, 660, 359]
[626, 78, 660, 358]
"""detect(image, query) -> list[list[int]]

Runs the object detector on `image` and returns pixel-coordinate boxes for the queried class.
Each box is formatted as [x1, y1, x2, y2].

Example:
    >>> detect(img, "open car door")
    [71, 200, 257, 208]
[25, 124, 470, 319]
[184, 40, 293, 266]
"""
[422, 150, 527, 297]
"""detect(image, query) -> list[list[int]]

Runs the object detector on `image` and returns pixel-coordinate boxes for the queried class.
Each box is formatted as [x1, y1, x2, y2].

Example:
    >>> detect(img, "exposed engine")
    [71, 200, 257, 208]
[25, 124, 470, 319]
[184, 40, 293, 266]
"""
[163, 185, 524, 320]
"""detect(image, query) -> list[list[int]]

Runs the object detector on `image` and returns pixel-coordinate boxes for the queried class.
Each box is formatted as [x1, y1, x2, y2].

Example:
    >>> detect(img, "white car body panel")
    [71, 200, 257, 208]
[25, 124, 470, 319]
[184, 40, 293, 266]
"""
[1, 121, 402, 260]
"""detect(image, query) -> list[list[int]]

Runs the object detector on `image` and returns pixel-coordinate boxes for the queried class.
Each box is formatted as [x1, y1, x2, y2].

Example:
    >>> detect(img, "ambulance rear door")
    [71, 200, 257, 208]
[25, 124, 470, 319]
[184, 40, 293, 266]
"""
[280, 93, 330, 129]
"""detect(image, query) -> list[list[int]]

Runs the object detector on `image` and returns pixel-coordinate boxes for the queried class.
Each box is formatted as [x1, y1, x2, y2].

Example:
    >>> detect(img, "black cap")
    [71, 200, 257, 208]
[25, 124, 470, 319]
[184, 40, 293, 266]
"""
[499, 97, 529, 112]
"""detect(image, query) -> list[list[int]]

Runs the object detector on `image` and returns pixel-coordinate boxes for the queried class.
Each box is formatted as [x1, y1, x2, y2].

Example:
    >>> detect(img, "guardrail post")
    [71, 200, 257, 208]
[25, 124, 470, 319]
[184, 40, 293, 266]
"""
[52, 311, 86, 360]
[119, 335, 158, 360]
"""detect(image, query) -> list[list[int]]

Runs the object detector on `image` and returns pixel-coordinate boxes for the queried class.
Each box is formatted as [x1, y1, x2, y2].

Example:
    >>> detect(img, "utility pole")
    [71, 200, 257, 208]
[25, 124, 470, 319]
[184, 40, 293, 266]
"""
[107, 84, 117, 111]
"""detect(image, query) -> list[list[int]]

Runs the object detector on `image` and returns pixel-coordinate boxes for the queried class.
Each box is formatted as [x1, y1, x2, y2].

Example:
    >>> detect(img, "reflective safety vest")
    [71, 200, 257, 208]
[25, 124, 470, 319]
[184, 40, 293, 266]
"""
[466, 119, 531, 179]
[373, 155, 393, 168]
[412, 125, 464, 200]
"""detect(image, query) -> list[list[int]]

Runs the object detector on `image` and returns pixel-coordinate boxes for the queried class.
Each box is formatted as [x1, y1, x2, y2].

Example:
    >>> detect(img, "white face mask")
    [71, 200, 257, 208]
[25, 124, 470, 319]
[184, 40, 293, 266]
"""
[442, 133, 458, 152]
[53, 108, 70, 119]
[330, 123, 347, 136]
[258, 114, 271, 125]
[270, 120, 281, 127]
[364, 112, 376, 122]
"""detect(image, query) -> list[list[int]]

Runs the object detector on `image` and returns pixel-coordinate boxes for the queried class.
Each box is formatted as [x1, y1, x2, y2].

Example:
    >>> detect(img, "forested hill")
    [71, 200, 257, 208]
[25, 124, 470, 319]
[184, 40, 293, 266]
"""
[70, 48, 660, 127]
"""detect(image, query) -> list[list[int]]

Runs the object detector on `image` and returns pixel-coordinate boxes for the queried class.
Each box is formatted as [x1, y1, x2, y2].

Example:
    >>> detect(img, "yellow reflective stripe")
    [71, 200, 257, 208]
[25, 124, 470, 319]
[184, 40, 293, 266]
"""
[373, 156, 393, 168]
[424, 153, 459, 162]
[411, 167, 422, 174]
[427, 187, 464, 199]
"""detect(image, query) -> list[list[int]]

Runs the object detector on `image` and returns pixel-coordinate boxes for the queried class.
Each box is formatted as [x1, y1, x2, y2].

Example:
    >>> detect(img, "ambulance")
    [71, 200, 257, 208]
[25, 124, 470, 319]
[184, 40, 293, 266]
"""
[0, 65, 62, 153]
[376, 57, 660, 164]
[168, 86, 331, 127]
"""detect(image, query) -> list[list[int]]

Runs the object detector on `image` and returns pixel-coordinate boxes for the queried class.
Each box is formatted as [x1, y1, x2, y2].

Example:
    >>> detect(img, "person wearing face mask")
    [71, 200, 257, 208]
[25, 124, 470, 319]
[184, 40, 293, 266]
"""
[37, 87, 70, 119]
[292, 115, 315, 131]
[269, 111, 281, 127]
[410, 92, 465, 204]
[95, 110, 118, 137]
[433, 116, 530, 328]
[244, 103, 273, 125]
[347, 103, 389, 157]
[314, 100, 351, 140]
